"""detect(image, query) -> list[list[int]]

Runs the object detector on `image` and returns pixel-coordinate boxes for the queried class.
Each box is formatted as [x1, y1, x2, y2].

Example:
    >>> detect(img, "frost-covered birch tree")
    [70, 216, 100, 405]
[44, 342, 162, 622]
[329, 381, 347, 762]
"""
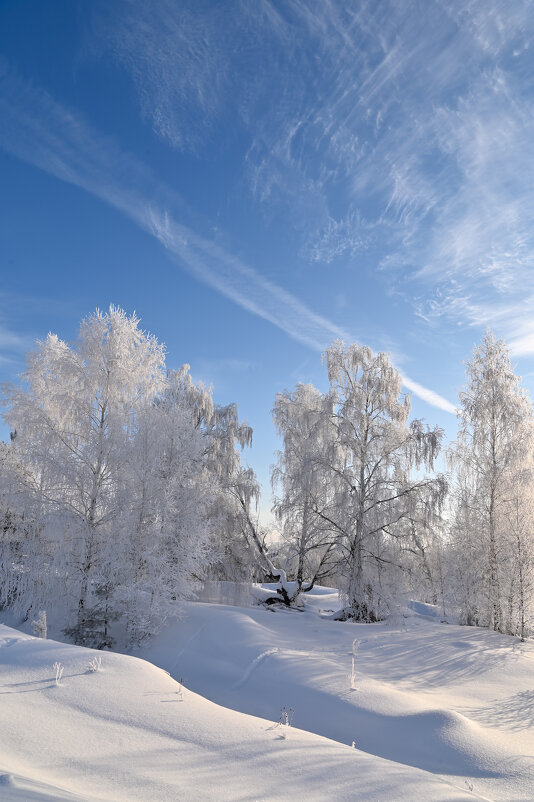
[0, 441, 29, 611]
[269, 342, 444, 617]
[322, 341, 443, 621]
[0, 306, 251, 646]
[501, 470, 534, 640]
[2, 307, 168, 644]
[272, 383, 338, 596]
[449, 332, 534, 635]
[446, 464, 484, 626]
[118, 370, 217, 646]
[164, 365, 259, 582]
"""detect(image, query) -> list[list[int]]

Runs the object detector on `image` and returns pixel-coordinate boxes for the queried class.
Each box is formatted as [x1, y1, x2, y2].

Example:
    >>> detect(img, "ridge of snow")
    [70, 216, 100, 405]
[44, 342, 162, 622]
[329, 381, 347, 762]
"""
[0, 621, 485, 801]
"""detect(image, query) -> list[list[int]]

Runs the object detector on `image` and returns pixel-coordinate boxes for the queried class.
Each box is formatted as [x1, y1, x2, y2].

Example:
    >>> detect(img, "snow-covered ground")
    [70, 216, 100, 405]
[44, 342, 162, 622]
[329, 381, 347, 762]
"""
[1, 588, 533, 800]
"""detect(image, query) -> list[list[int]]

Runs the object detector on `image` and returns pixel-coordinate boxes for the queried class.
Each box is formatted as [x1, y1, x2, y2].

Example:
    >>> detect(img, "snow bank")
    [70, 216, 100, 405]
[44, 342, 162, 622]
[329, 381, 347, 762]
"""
[138, 588, 534, 801]
[0, 624, 482, 801]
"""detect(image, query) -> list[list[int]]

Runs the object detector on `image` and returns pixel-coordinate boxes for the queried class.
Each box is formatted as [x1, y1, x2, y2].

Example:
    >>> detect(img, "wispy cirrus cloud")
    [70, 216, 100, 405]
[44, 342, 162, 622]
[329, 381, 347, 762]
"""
[93, 2, 232, 153]
[95, 0, 534, 357]
[0, 59, 455, 413]
[413, 66, 534, 352]
[305, 209, 372, 264]
[400, 375, 456, 415]
[145, 206, 350, 351]
[0, 293, 33, 360]
[0, 59, 347, 351]
[0, 63, 347, 345]
[0, 320, 32, 371]
[0, 324, 26, 351]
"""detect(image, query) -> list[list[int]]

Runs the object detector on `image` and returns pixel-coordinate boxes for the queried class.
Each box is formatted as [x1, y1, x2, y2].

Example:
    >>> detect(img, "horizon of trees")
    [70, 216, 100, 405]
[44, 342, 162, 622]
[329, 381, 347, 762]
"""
[1, 308, 533, 645]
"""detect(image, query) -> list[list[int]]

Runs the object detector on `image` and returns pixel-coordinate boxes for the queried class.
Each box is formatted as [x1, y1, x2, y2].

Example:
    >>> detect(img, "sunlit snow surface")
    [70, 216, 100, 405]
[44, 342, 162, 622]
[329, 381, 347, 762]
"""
[1, 587, 533, 800]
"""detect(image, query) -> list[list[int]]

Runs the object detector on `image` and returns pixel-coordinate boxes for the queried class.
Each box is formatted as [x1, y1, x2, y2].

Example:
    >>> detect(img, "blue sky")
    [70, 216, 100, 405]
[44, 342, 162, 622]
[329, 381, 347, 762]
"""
[1, 0, 534, 513]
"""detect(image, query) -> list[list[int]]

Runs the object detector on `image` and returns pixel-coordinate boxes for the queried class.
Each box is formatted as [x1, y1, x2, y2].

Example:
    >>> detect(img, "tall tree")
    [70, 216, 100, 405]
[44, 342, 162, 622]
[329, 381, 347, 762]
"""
[119, 370, 217, 646]
[164, 366, 258, 582]
[450, 331, 534, 634]
[272, 383, 338, 596]
[0, 307, 246, 646]
[446, 463, 485, 626]
[501, 469, 534, 640]
[2, 307, 166, 643]
[322, 341, 443, 620]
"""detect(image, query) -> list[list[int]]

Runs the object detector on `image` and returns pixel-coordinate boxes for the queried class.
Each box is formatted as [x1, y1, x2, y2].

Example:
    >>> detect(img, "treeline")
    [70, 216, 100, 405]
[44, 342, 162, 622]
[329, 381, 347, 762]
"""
[271, 334, 534, 640]
[0, 308, 533, 645]
[0, 307, 260, 648]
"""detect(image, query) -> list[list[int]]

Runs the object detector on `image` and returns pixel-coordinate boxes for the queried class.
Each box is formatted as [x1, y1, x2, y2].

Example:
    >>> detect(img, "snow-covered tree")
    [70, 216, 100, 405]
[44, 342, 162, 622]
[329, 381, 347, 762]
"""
[501, 469, 534, 640]
[118, 369, 218, 646]
[269, 342, 444, 617]
[449, 331, 534, 634]
[0, 307, 250, 646]
[0, 440, 29, 612]
[321, 341, 444, 621]
[272, 383, 338, 596]
[163, 365, 259, 582]
[445, 464, 484, 626]
[400, 487, 447, 611]
[2, 307, 167, 643]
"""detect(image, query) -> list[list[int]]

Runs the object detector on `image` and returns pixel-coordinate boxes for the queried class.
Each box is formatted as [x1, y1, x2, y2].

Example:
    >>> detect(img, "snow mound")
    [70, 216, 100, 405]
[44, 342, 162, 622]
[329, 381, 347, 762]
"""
[0, 624, 482, 801]
[139, 592, 534, 801]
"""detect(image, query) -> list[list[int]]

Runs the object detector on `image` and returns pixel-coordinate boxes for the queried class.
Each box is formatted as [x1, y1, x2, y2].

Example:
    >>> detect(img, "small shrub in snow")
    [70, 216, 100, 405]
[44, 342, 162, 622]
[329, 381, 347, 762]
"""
[53, 661, 64, 685]
[278, 706, 294, 732]
[31, 611, 47, 639]
[350, 638, 359, 690]
[87, 656, 102, 673]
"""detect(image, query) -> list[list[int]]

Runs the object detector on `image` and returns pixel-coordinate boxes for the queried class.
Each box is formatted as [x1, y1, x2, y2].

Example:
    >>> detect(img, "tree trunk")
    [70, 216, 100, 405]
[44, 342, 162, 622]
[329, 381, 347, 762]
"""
[488, 492, 502, 632]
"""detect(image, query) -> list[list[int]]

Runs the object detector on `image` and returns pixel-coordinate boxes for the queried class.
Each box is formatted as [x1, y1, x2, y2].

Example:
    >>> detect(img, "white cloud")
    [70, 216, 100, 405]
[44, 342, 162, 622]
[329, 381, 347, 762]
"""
[93, 0, 534, 317]
[509, 333, 534, 359]
[125, 2, 532, 365]
[0, 63, 348, 350]
[0, 60, 455, 414]
[146, 207, 351, 351]
[306, 209, 373, 264]
[411, 66, 534, 351]
[93, 1, 232, 152]
[0, 61, 345, 350]
[401, 375, 457, 415]
[0, 325, 26, 351]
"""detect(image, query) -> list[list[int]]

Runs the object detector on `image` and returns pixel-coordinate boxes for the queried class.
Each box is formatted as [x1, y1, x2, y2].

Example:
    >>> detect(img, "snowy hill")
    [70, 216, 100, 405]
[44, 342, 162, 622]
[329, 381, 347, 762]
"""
[1, 589, 533, 800]
[137, 588, 534, 801]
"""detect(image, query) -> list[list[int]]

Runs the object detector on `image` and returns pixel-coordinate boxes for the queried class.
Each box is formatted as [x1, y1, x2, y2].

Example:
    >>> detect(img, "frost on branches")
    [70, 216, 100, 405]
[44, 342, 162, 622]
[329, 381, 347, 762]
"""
[324, 342, 444, 621]
[0, 307, 256, 647]
[272, 383, 339, 599]
[3, 312, 534, 643]
[272, 341, 445, 620]
[448, 332, 534, 638]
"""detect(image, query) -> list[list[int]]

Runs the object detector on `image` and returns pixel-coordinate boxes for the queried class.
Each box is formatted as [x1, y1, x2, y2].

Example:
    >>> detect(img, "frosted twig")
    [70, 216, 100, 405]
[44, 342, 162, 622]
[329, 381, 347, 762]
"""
[53, 661, 64, 685]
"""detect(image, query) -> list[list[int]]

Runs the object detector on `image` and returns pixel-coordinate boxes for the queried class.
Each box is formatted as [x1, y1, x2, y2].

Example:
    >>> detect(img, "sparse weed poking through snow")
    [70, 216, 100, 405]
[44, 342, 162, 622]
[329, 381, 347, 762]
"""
[53, 662, 64, 685]
[31, 611, 47, 639]
[87, 656, 102, 673]
[350, 639, 359, 690]
[279, 706, 293, 727]
[278, 706, 294, 737]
